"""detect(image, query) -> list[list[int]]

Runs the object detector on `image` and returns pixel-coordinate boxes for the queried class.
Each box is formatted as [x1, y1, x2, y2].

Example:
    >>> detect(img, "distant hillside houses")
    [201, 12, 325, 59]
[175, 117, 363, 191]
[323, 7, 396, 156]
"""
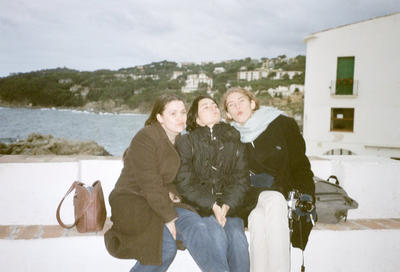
[267, 84, 304, 97]
[213, 67, 226, 74]
[69, 85, 90, 98]
[114, 73, 160, 80]
[181, 72, 213, 93]
[238, 68, 302, 81]
[58, 78, 73, 84]
[170, 71, 183, 80]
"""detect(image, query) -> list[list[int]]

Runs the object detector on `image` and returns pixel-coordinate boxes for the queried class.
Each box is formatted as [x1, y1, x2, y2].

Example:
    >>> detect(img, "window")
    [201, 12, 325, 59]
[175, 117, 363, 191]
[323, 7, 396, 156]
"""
[324, 148, 354, 155]
[331, 108, 354, 132]
[335, 57, 355, 95]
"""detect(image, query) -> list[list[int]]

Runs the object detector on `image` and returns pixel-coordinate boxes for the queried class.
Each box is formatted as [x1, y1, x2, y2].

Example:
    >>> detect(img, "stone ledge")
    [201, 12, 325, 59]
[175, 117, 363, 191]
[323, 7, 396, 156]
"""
[1, 218, 399, 240]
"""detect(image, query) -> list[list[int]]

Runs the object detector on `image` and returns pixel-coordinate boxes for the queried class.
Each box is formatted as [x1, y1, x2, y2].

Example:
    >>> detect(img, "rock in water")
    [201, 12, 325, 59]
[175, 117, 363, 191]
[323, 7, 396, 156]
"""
[0, 133, 111, 156]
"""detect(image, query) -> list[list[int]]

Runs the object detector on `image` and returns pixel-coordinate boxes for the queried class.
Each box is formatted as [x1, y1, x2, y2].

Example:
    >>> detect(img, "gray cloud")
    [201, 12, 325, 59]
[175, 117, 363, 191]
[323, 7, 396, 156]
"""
[0, 0, 399, 76]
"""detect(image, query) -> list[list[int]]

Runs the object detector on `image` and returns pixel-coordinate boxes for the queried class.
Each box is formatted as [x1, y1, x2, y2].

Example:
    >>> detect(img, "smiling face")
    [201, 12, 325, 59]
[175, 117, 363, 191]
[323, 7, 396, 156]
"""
[196, 98, 221, 128]
[156, 100, 187, 140]
[225, 91, 256, 125]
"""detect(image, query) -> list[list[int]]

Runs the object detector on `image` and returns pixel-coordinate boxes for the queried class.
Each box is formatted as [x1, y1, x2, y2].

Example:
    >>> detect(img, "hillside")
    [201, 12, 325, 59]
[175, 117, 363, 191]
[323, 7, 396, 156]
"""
[0, 56, 305, 115]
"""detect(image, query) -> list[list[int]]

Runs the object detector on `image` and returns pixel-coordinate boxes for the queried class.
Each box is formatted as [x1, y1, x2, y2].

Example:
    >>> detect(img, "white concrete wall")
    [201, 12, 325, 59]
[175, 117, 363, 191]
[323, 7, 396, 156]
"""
[1, 230, 399, 272]
[0, 158, 123, 225]
[303, 13, 400, 157]
[1, 156, 400, 271]
[1, 155, 400, 225]
[311, 156, 400, 219]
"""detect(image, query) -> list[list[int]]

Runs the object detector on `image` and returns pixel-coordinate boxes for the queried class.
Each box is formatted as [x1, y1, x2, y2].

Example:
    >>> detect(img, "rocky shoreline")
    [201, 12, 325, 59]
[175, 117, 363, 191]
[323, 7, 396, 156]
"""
[0, 100, 145, 115]
[0, 133, 111, 156]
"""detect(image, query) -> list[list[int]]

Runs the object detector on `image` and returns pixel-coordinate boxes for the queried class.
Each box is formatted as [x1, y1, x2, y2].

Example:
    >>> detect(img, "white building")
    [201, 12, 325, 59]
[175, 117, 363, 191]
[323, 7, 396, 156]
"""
[267, 84, 304, 97]
[237, 68, 301, 81]
[114, 73, 160, 80]
[303, 12, 400, 157]
[273, 69, 302, 80]
[171, 71, 183, 80]
[213, 67, 226, 74]
[237, 70, 263, 81]
[181, 72, 213, 93]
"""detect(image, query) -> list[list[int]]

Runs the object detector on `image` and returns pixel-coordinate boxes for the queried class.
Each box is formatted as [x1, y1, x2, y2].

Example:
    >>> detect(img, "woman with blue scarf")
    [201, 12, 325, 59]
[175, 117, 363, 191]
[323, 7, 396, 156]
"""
[222, 87, 315, 272]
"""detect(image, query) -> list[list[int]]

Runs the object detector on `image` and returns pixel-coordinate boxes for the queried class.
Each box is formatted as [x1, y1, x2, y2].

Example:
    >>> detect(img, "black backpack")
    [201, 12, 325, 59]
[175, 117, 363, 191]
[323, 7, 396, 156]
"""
[314, 175, 358, 224]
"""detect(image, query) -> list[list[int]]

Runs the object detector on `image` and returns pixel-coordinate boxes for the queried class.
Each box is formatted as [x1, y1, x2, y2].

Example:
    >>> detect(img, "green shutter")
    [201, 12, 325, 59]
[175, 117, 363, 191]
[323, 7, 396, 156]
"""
[336, 57, 354, 95]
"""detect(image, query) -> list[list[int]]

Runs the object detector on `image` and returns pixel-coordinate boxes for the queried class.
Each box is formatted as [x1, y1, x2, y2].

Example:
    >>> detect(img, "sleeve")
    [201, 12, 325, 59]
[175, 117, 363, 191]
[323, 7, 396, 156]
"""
[175, 135, 216, 211]
[221, 142, 250, 211]
[285, 117, 315, 198]
[124, 129, 178, 223]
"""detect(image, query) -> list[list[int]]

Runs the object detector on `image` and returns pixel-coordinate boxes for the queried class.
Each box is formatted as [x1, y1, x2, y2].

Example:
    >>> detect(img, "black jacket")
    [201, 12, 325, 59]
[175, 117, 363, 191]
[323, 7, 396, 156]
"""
[245, 115, 314, 202]
[239, 114, 315, 250]
[175, 122, 249, 217]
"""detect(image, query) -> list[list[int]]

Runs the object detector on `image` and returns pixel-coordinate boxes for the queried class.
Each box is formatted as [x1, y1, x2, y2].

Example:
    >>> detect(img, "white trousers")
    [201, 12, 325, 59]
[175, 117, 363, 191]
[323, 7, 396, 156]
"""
[248, 191, 290, 272]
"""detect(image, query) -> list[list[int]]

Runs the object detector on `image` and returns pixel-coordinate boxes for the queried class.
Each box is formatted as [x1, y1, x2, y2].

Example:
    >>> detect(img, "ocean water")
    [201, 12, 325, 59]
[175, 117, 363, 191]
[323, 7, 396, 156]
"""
[0, 107, 148, 156]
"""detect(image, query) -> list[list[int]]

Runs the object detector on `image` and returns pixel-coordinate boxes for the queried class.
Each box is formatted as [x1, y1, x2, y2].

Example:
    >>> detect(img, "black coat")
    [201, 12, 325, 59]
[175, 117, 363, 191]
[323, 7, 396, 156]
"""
[239, 115, 315, 250]
[175, 122, 249, 217]
[245, 115, 315, 202]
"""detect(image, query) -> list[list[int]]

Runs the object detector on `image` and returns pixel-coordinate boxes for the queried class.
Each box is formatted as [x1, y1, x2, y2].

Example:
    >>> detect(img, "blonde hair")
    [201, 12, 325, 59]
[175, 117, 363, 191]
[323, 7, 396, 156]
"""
[221, 87, 260, 122]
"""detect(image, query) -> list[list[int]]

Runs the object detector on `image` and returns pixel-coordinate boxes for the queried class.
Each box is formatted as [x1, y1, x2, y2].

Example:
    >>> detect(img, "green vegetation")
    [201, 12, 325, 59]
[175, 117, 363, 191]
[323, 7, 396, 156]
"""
[0, 56, 305, 113]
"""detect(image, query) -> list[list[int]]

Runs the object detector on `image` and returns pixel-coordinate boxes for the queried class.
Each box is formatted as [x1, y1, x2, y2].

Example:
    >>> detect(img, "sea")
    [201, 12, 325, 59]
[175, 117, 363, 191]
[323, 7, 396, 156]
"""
[0, 106, 148, 156]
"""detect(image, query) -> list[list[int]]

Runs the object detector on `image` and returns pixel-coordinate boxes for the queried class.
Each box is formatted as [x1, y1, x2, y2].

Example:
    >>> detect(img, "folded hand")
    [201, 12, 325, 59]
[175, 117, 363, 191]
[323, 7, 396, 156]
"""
[212, 203, 227, 227]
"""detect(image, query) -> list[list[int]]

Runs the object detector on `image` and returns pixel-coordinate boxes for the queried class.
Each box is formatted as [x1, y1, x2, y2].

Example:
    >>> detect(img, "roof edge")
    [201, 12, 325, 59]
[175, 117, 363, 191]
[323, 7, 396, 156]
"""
[304, 11, 400, 42]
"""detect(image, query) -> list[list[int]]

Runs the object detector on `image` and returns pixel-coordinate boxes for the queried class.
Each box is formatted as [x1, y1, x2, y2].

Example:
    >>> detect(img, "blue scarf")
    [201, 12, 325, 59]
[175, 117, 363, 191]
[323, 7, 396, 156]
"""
[231, 106, 284, 143]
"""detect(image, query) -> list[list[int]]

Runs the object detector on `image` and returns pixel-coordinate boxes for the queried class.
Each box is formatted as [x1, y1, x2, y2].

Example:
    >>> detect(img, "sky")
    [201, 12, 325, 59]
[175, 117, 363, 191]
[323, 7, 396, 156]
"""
[0, 0, 399, 77]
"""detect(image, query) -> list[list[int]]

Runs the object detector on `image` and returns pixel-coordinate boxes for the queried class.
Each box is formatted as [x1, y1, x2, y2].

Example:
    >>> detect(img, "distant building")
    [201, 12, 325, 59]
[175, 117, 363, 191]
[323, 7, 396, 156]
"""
[303, 12, 400, 157]
[171, 71, 183, 80]
[181, 73, 213, 93]
[58, 79, 72, 84]
[267, 84, 304, 97]
[237, 67, 302, 82]
[179, 62, 196, 67]
[272, 69, 302, 80]
[114, 73, 159, 80]
[213, 67, 226, 74]
[237, 70, 264, 81]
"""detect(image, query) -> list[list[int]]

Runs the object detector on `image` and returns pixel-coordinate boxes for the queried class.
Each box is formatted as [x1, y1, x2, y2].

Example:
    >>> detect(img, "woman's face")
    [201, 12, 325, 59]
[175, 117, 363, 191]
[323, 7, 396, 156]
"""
[157, 100, 187, 137]
[225, 92, 256, 125]
[196, 98, 221, 128]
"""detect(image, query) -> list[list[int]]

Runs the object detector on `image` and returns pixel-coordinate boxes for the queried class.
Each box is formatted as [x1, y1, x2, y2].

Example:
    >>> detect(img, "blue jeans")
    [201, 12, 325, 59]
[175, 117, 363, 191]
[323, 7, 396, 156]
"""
[130, 226, 177, 272]
[175, 208, 249, 272]
[131, 208, 250, 272]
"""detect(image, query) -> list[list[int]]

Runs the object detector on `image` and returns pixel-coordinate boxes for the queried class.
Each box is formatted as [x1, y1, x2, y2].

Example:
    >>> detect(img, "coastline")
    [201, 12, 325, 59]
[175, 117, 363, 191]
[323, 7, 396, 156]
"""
[0, 101, 148, 116]
[1, 105, 149, 156]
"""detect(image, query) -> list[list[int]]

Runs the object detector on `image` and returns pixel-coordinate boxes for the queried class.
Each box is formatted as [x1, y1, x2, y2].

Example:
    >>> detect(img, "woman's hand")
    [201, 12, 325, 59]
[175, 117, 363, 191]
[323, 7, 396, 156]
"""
[212, 203, 227, 227]
[165, 218, 177, 240]
[221, 204, 230, 217]
[169, 192, 181, 203]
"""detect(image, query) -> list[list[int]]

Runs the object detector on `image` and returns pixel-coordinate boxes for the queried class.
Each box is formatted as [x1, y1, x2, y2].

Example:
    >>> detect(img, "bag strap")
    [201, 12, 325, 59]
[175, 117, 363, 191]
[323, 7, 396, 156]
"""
[56, 181, 81, 229]
[327, 175, 340, 185]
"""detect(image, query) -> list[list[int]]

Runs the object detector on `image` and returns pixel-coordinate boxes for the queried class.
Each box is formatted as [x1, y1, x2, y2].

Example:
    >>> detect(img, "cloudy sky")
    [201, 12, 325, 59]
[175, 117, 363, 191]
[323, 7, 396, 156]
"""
[0, 0, 399, 77]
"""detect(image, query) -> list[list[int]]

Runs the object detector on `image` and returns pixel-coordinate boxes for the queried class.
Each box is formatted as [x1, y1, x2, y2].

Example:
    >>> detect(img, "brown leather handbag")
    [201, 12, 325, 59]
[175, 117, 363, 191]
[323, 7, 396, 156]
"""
[56, 180, 107, 233]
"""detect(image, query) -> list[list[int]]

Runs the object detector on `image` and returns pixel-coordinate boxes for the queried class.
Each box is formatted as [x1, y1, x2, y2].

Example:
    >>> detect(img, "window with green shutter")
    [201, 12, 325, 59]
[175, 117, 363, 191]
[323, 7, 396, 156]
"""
[336, 57, 355, 95]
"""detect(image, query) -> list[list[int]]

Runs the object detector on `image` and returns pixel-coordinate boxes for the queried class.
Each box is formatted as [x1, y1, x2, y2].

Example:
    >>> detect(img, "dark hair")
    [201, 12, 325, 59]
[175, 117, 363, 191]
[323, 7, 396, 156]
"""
[186, 95, 218, 132]
[145, 93, 184, 126]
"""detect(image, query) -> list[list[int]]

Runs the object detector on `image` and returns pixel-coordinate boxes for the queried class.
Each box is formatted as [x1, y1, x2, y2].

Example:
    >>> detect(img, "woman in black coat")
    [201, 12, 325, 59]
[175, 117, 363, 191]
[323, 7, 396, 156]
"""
[175, 95, 250, 272]
[222, 87, 315, 272]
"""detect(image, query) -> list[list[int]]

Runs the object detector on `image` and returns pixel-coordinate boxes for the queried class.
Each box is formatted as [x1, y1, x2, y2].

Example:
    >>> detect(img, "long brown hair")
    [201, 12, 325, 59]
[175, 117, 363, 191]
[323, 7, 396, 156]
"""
[145, 93, 184, 126]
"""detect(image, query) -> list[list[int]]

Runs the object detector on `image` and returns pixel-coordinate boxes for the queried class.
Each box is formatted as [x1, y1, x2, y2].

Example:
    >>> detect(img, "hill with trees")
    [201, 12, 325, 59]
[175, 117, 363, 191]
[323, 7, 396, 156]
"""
[0, 56, 306, 115]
